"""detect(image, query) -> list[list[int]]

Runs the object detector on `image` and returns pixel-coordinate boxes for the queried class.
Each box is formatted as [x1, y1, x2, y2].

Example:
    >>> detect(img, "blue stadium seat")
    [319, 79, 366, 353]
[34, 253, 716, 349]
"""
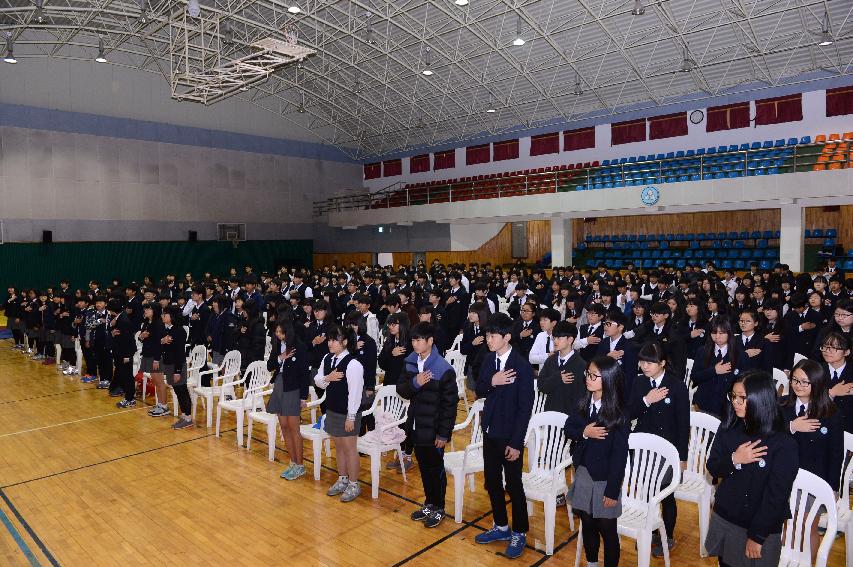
[740, 143, 750, 151]
[775, 139, 785, 147]
[805, 229, 812, 238]
[787, 138, 797, 146]
[750, 142, 761, 150]
[676, 150, 685, 158]
[734, 260, 746, 269]
[826, 228, 837, 238]
[696, 148, 705, 155]
[813, 229, 824, 238]
[722, 240, 732, 248]
[602, 159, 610, 166]
[727, 171, 740, 178]
[727, 231, 738, 239]
[686, 150, 695, 157]
[844, 260, 853, 271]
[800, 136, 811, 144]
[721, 260, 733, 269]
[628, 156, 637, 163]
[762, 141, 773, 148]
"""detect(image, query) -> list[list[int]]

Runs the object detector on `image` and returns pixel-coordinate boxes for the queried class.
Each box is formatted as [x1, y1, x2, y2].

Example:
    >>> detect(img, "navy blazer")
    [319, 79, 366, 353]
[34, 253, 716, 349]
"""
[595, 335, 639, 396]
[824, 361, 853, 433]
[577, 322, 605, 363]
[563, 405, 630, 500]
[706, 422, 798, 545]
[780, 400, 844, 491]
[734, 333, 774, 374]
[690, 344, 744, 417]
[628, 371, 690, 461]
[475, 348, 534, 451]
[266, 338, 310, 399]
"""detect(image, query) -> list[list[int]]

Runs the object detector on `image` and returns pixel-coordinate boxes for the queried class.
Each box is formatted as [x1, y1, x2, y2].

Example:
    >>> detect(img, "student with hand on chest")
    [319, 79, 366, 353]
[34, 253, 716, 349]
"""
[781, 359, 844, 564]
[629, 343, 690, 558]
[529, 307, 560, 367]
[691, 319, 743, 417]
[735, 309, 772, 374]
[759, 301, 789, 372]
[563, 356, 629, 567]
[473, 313, 534, 560]
[537, 321, 587, 415]
[596, 311, 639, 395]
[510, 301, 539, 360]
[704, 372, 798, 567]
[681, 298, 708, 359]
[575, 303, 606, 362]
[820, 331, 853, 433]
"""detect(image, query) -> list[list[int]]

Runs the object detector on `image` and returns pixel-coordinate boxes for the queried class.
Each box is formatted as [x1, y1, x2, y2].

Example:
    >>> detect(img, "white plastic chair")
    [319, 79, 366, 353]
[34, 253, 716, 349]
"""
[449, 333, 462, 352]
[675, 411, 720, 557]
[357, 385, 410, 499]
[781, 469, 838, 567]
[216, 361, 271, 446]
[246, 382, 281, 462]
[575, 432, 681, 567]
[263, 335, 272, 361]
[833, 431, 853, 566]
[523, 411, 573, 555]
[532, 378, 548, 416]
[192, 349, 240, 426]
[445, 350, 468, 413]
[444, 399, 485, 523]
[793, 352, 807, 366]
[299, 389, 332, 480]
[773, 367, 790, 397]
[684, 358, 696, 405]
[170, 345, 207, 417]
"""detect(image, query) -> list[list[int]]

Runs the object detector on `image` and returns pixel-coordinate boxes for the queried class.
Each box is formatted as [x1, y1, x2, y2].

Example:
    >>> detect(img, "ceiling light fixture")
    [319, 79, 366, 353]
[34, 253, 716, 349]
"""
[679, 49, 694, 73]
[298, 94, 306, 113]
[4, 33, 16, 64]
[34, 0, 45, 24]
[631, 0, 645, 16]
[818, 10, 833, 46]
[287, 5, 301, 14]
[137, 0, 148, 23]
[512, 16, 525, 46]
[486, 95, 496, 113]
[422, 46, 433, 75]
[187, 0, 200, 18]
[572, 74, 583, 96]
[454, 0, 469, 5]
[95, 36, 107, 63]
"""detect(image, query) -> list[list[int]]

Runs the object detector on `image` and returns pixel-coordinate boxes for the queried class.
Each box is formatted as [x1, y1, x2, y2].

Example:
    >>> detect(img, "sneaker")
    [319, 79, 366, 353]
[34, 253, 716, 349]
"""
[149, 405, 170, 417]
[386, 459, 402, 470]
[504, 531, 526, 559]
[651, 539, 674, 558]
[327, 476, 349, 496]
[556, 493, 567, 506]
[60, 361, 70, 370]
[284, 464, 306, 481]
[81, 375, 97, 384]
[340, 481, 361, 502]
[388, 455, 414, 472]
[171, 417, 194, 429]
[410, 505, 433, 522]
[31, 354, 44, 360]
[116, 399, 136, 408]
[424, 509, 446, 528]
[96, 380, 110, 389]
[474, 526, 512, 544]
[280, 463, 295, 479]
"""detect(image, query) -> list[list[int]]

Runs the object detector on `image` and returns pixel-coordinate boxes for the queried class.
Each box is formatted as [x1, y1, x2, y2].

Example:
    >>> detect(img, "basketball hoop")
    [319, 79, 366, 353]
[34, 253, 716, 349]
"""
[226, 231, 239, 248]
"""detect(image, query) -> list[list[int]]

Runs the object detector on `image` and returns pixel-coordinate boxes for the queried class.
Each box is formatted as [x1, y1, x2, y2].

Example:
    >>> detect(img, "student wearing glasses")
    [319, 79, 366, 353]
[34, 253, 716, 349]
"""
[510, 301, 539, 360]
[705, 371, 798, 567]
[813, 298, 852, 359]
[781, 359, 844, 564]
[820, 331, 853, 433]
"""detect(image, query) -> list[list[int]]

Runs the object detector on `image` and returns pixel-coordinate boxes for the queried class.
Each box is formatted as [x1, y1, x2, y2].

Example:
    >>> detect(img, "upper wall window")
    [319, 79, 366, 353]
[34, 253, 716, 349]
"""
[611, 118, 646, 145]
[563, 127, 595, 151]
[410, 154, 430, 173]
[493, 139, 519, 161]
[466, 143, 491, 165]
[382, 159, 402, 177]
[364, 162, 381, 180]
[755, 93, 802, 125]
[706, 102, 750, 132]
[826, 86, 853, 117]
[434, 149, 456, 170]
[648, 112, 688, 140]
[530, 132, 559, 156]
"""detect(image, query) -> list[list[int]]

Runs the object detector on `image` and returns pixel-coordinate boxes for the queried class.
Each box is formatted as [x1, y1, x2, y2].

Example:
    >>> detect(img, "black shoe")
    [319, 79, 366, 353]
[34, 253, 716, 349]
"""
[556, 493, 567, 506]
[424, 509, 445, 528]
[651, 539, 674, 558]
[410, 506, 433, 522]
[108, 390, 124, 398]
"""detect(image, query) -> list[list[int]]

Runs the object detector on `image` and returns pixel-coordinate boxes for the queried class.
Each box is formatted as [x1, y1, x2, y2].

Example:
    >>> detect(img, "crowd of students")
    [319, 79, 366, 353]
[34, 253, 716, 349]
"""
[2, 258, 851, 564]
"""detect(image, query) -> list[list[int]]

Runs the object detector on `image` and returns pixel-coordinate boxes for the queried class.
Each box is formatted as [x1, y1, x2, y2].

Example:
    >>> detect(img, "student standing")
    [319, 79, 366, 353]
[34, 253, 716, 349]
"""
[537, 321, 587, 415]
[108, 298, 137, 407]
[266, 321, 310, 481]
[691, 319, 742, 417]
[379, 313, 415, 470]
[141, 303, 169, 417]
[630, 343, 689, 557]
[736, 309, 772, 374]
[782, 359, 844, 563]
[597, 311, 639, 395]
[473, 313, 533, 560]
[397, 322, 458, 528]
[89, 297, 113, 390]
[529, 307, 559, 367]
[820, 331, 853, 432]
[314, 325, 365, 502]
[563, 356, 629, 567]
[161, 306, 192, 429]
[705, 371, 798, 567]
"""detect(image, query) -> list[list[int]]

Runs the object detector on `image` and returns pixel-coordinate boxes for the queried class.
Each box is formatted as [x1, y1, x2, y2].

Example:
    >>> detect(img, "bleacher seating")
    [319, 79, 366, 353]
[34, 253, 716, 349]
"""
[365, 133, 850, 210]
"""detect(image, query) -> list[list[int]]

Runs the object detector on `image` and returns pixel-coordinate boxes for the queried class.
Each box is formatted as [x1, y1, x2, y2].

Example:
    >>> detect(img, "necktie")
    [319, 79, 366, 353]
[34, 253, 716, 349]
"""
[495, 357, 500, 372]
[833, 370, 839, 382]
[651, 379, 657, 389]
[590, 404, 598, 422]
[715, 349, 723, 363]
[474, 326, 479, 335]
[546, 336, 551, 353]
[798, 404, 806, 417]
[655, 327, 661, 336]
[637, 318, 642, 326]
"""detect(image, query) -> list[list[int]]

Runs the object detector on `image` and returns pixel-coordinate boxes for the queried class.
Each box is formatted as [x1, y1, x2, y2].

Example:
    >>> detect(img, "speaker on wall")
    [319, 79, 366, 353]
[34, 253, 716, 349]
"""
[42, 230, 53, 244]
[188, 230, 198, 242]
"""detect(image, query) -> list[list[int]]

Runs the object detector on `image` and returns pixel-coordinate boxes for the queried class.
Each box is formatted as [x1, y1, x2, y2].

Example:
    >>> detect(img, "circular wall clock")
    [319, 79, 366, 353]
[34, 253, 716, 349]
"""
[641, 185, 660, 206]
[689, 109, 705, 124]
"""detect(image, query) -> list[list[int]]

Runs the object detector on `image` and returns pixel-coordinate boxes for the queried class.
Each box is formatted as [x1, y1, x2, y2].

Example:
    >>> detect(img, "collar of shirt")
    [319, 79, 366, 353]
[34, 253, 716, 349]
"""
[496, 347, 512, 371]
[417, 352, 430, 373]
[653, 324, 665, 334]
[589, 398, 602, 415]
[741, 332, 754, 345]
[650, 370, 665, 385]
[831, 362, 847, 377]
[558, 350, 574, 366]
[715, 344, 728, 358]
[588, 323, 599, 334]
[280, 341, 287, 354]
[796, 398, 809, 413]
[609, 335, 622, 350]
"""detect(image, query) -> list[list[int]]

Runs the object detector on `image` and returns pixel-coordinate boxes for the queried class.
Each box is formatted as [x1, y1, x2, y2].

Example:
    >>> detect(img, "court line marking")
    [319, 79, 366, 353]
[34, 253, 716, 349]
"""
[0, 504, 41, 567]
[0, 387, 99, 406]
[0, 489, 59, 567]
[0, 407, 150, 439]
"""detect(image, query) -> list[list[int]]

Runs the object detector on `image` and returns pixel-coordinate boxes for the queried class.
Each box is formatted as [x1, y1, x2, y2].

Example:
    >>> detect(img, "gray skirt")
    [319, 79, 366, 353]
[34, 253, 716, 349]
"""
[705, 512, 782, 567]
[59, 333, 75, 349]
[266, 378, 302, 417]
[139, 356, 160, 373]
[161, 363, 187, 385]
[324, 410, 362, 438]
[567, 465, 622, 519]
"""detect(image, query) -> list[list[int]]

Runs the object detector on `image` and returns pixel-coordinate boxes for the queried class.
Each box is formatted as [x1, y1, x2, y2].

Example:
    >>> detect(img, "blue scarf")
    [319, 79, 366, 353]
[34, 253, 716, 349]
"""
[404, 346, 453, 380]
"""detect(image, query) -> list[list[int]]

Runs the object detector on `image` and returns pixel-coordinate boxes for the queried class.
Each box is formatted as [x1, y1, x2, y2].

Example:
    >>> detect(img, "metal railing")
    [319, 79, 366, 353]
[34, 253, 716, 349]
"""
[312, 141, 851, 216]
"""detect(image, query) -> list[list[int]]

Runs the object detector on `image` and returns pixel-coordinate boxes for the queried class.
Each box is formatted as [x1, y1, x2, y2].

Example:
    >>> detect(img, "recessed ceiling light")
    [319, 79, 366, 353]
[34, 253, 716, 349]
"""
[287, 5, 301, 14]
[95, 36, 107, 63]
[454, 0, 469, 5]
[513, 16, 525, 46]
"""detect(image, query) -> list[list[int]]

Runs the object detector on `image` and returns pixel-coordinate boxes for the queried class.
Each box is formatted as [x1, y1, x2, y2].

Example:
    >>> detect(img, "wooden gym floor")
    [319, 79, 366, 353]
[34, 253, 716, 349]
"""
[0, 342, 847, 566]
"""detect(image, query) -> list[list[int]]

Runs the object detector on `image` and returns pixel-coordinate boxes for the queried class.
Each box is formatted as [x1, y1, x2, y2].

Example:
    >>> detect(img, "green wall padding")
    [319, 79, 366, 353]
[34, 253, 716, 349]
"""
[0, 240, 313, 292]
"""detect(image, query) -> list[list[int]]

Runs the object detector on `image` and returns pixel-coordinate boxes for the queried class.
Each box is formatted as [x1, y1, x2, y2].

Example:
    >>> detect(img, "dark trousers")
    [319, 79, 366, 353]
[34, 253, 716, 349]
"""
[82, 344, 96, 375]
[661, 493, 677, 540]
[60, 347, 75, 364]
[483, 435, 528, 533]
[113, 355, 134, 401]
[173, 383, 192, 416]
[414, 444, 447, 510]
[94, 347, 112, 382]
[577, 510, 620, 567]
[11, 329, 23, 345]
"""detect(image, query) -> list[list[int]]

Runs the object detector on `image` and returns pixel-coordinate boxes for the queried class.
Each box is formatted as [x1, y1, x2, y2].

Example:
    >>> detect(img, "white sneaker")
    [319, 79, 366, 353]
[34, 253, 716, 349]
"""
[327, 476, 349, 496]
[340, 481, 361, 503]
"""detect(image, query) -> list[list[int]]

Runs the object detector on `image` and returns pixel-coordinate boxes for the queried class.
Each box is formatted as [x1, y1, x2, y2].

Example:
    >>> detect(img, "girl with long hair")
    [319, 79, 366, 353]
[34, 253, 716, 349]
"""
[690, 318, 741, 416]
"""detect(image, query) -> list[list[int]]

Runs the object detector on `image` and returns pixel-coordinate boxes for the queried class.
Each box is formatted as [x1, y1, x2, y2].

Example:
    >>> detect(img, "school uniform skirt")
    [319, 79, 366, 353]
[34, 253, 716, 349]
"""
[705, 512, 782, 567]
[139, 356, 159, 373]
[266, 378, 302, 417]
[59, 333, 75, 349]
[161, 363, 187, 385]
[567, 465, 622, 519]
[324, 410, 361, 438]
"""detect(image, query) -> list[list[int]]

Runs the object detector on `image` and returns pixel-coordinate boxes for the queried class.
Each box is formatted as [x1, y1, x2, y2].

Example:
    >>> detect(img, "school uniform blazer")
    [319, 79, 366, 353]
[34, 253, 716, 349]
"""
[265, 338, 310, 398]
[460, 323, 487, 376]
[510, 318, 539, 360]
[783, 310, 822, 360]
[706, 422, 798, 544]
[305, 319, 331, 368]
[111, 312, 137, 359]
[735, 333, 773, 374]
[475, 348, 534, 451]
[595, 336, 639, 395]
[161, 325, 187, 369]
[444, 287, 470, 335]
[780, 401, 844, 491]
[691, 344, 744, 417]
[563, 407, 630, 500]
[628, 372, 690, 461]
[824, 361, 853, 433]
[537, 351, 587, 415]
[680, 319, 707, 360]
[377, 337, 412, 385]
[355, 334, 378, 391]
[577, 322, 605, 363]
[761, 321, 789, 371]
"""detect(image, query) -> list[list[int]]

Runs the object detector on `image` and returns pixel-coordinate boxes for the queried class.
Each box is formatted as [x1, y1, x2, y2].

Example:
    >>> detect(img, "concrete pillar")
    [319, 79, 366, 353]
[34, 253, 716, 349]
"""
[551, 218, 573, 267]
[779, 203, 804, 272]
